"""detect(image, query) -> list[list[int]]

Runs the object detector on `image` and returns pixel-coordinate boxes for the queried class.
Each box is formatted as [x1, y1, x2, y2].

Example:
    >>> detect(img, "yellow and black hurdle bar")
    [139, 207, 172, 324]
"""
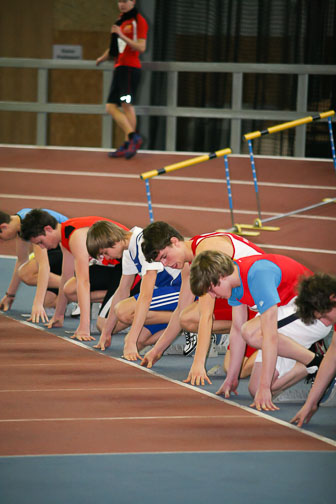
[237, 110, 336, 231]
[140, 148, 260, 236]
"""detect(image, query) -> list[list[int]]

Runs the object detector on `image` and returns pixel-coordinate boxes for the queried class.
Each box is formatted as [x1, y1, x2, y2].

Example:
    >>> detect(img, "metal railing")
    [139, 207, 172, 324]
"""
[0, 58, 335, 154]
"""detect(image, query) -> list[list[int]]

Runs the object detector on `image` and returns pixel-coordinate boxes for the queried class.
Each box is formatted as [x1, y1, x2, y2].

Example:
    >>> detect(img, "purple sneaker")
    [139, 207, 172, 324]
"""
[108, 141, 129, 158]
[125, 134, 143, 159]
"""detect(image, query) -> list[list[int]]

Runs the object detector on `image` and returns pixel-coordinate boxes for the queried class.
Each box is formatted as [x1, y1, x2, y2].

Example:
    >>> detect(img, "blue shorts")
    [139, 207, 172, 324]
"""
[135, 286, 180, 336]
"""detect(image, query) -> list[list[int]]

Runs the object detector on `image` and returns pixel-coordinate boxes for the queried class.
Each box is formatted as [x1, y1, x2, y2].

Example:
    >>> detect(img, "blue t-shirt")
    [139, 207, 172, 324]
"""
[228, 259, 282, 314]
[17, 208, 68, 223]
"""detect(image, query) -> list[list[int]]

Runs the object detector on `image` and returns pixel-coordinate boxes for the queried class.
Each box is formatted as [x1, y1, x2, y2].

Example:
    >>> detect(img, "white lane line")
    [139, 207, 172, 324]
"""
[1, 167, 335, 191]
[0, 415, 250, 423]
[258, 244, 336, 255]
[3, 314, 336, 449]
[1, 143, 334, 163]
[0, 386, 177, 393]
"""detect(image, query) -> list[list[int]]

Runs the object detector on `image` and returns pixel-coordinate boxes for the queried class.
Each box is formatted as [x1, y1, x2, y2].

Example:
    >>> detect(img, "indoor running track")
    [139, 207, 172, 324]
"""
[0, 313, 335, 504]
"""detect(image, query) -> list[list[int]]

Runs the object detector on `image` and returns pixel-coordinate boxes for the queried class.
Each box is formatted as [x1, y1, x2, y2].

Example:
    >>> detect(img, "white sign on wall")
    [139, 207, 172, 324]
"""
[53, 45, 83, 60]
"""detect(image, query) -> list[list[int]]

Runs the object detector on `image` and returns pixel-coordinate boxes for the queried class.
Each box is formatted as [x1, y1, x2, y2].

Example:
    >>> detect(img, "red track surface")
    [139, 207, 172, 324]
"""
[1, 315, 335, 456]
[1, 146, 335, 273]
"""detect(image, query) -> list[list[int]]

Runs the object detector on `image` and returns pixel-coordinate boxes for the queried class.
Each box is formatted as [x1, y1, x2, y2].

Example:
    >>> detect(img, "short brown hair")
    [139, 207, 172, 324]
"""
[295, 273, 336, 324]
[190, 250, 234, 297]
[142, 221, 184, 262]
[20, 209, 58, 241]
[86, 220, 128, 258]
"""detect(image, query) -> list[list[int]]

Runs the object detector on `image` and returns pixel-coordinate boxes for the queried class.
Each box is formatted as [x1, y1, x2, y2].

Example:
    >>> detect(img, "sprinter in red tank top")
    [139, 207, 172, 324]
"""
[189, 251, 329, 411]
[20, 210, 130, 342]
[140, 222, 265, 377]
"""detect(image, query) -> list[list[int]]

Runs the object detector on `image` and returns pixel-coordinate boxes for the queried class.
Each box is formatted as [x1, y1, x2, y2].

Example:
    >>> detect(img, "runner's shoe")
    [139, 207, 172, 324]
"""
[319, 377, 336, 407]
[213, 333, 229, 354]
[70, 303, 80, 318]
[125, 133, 143, 159]
[108, 141, 129, 158]
[183, 331, 198, 356]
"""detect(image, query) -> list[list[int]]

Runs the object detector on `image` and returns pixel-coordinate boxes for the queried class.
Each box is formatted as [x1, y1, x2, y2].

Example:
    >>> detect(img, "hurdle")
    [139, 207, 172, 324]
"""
[140, 147, 259, 236]
[237, 109, 336, 231]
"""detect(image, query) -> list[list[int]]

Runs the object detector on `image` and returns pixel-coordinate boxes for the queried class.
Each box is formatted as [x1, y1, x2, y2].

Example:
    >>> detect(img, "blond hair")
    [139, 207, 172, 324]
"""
[190, 250, 234, 296]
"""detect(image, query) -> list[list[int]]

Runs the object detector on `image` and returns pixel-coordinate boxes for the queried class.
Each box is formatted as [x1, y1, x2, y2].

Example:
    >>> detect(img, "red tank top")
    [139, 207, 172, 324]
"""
[235, 254, 312, 308]
[190, 231, 264, 258]
[61, 217, 128, 264]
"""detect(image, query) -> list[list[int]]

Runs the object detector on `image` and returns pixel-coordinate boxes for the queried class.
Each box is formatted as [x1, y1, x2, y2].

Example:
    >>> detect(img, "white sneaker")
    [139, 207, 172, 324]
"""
[208, 334, 218, 358]
[208, 364, 226, 377]
[183, 331, 198, 356]
[273, 382, 311, 403]
[213, 334, 229, 355]
[164, 344, 185, 355]
[70, 303, 80, 318]
[91, 302, 101, 320]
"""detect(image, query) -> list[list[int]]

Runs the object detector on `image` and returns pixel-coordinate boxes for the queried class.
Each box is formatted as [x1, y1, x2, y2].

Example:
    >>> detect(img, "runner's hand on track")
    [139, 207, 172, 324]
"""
[141, 348, 162, 368]
[290, 403, 318, 427]
[216, 377, 239, 398]
[45, 315, 64, 329]
[93, 331, 111, 351]
[71, 329, 96, 342]
[0, 294, 14, 311]
[250, 385, 279, 411]
[183, 362, 212, 386]
[28, 304, 48, 324]
[123, 341, 141, 361]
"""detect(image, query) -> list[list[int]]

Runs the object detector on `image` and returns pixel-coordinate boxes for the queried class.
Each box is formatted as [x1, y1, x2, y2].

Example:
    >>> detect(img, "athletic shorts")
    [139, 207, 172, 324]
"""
[142, 286, 180, 335]
[46, 246, 63, 295]
[213, 298, 257, 321]
[98, 273, 141, 318]
[107, 66, 141, 105]
[254, 298, 332, 378]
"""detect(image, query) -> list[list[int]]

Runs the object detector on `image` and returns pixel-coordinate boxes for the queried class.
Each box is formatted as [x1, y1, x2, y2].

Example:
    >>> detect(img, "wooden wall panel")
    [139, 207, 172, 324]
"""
[0, 0, 123, 147]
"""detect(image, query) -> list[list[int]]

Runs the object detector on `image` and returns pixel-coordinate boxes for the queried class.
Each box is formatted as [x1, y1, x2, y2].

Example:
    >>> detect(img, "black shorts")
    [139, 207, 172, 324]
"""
[89, 263, 123, 292]
[47, 246, 63, 296]
[99, 274, 141, 318]
[107, 66, 141, 105]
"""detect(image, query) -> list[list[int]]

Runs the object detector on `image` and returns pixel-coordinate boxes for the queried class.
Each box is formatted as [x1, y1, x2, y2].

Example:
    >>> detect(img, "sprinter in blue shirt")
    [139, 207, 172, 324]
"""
[0, 208, 67, 323]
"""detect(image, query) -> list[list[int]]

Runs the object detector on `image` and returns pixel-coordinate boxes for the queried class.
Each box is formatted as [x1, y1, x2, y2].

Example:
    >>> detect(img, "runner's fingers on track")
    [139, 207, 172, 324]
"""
[290, 413, 304, 428]
[140, 355, 152, 368]
[0, 297, 13, 311]
[140, 350, 161, 368]
[250, 397, 279, 411]
[93, 340, 106, 351]
[45, 317, 63, 329]
[290, 404, 317, 427]
[216, 380, 238, 398]
[123, 351, 141, 361]
[71, 332, 96, 342]
[93, 334, 110, 351]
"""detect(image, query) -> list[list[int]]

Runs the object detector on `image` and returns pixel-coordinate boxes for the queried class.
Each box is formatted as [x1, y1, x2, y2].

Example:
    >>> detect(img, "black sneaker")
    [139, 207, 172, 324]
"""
[108, 141, 129, 158]
[125, 133, 143, 159]
[183, 331, 198, 356]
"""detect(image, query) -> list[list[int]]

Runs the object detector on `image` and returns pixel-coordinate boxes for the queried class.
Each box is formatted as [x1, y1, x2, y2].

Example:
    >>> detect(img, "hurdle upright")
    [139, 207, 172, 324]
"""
[140, 147, 259, 236]
[140, 147, 231, 222]
[238, 109, 336, 231]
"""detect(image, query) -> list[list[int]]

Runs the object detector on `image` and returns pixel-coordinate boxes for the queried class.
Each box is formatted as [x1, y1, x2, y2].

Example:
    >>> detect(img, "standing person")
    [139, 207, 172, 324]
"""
[20, 210, 130, 341]
[96, 0, 148, 159]
[189, 251, 332, 411]
[291, 273, 336, 426]
[86, 221, 181, 359]
[140, 222, 264, 375]
[0, 208, 67, 323]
